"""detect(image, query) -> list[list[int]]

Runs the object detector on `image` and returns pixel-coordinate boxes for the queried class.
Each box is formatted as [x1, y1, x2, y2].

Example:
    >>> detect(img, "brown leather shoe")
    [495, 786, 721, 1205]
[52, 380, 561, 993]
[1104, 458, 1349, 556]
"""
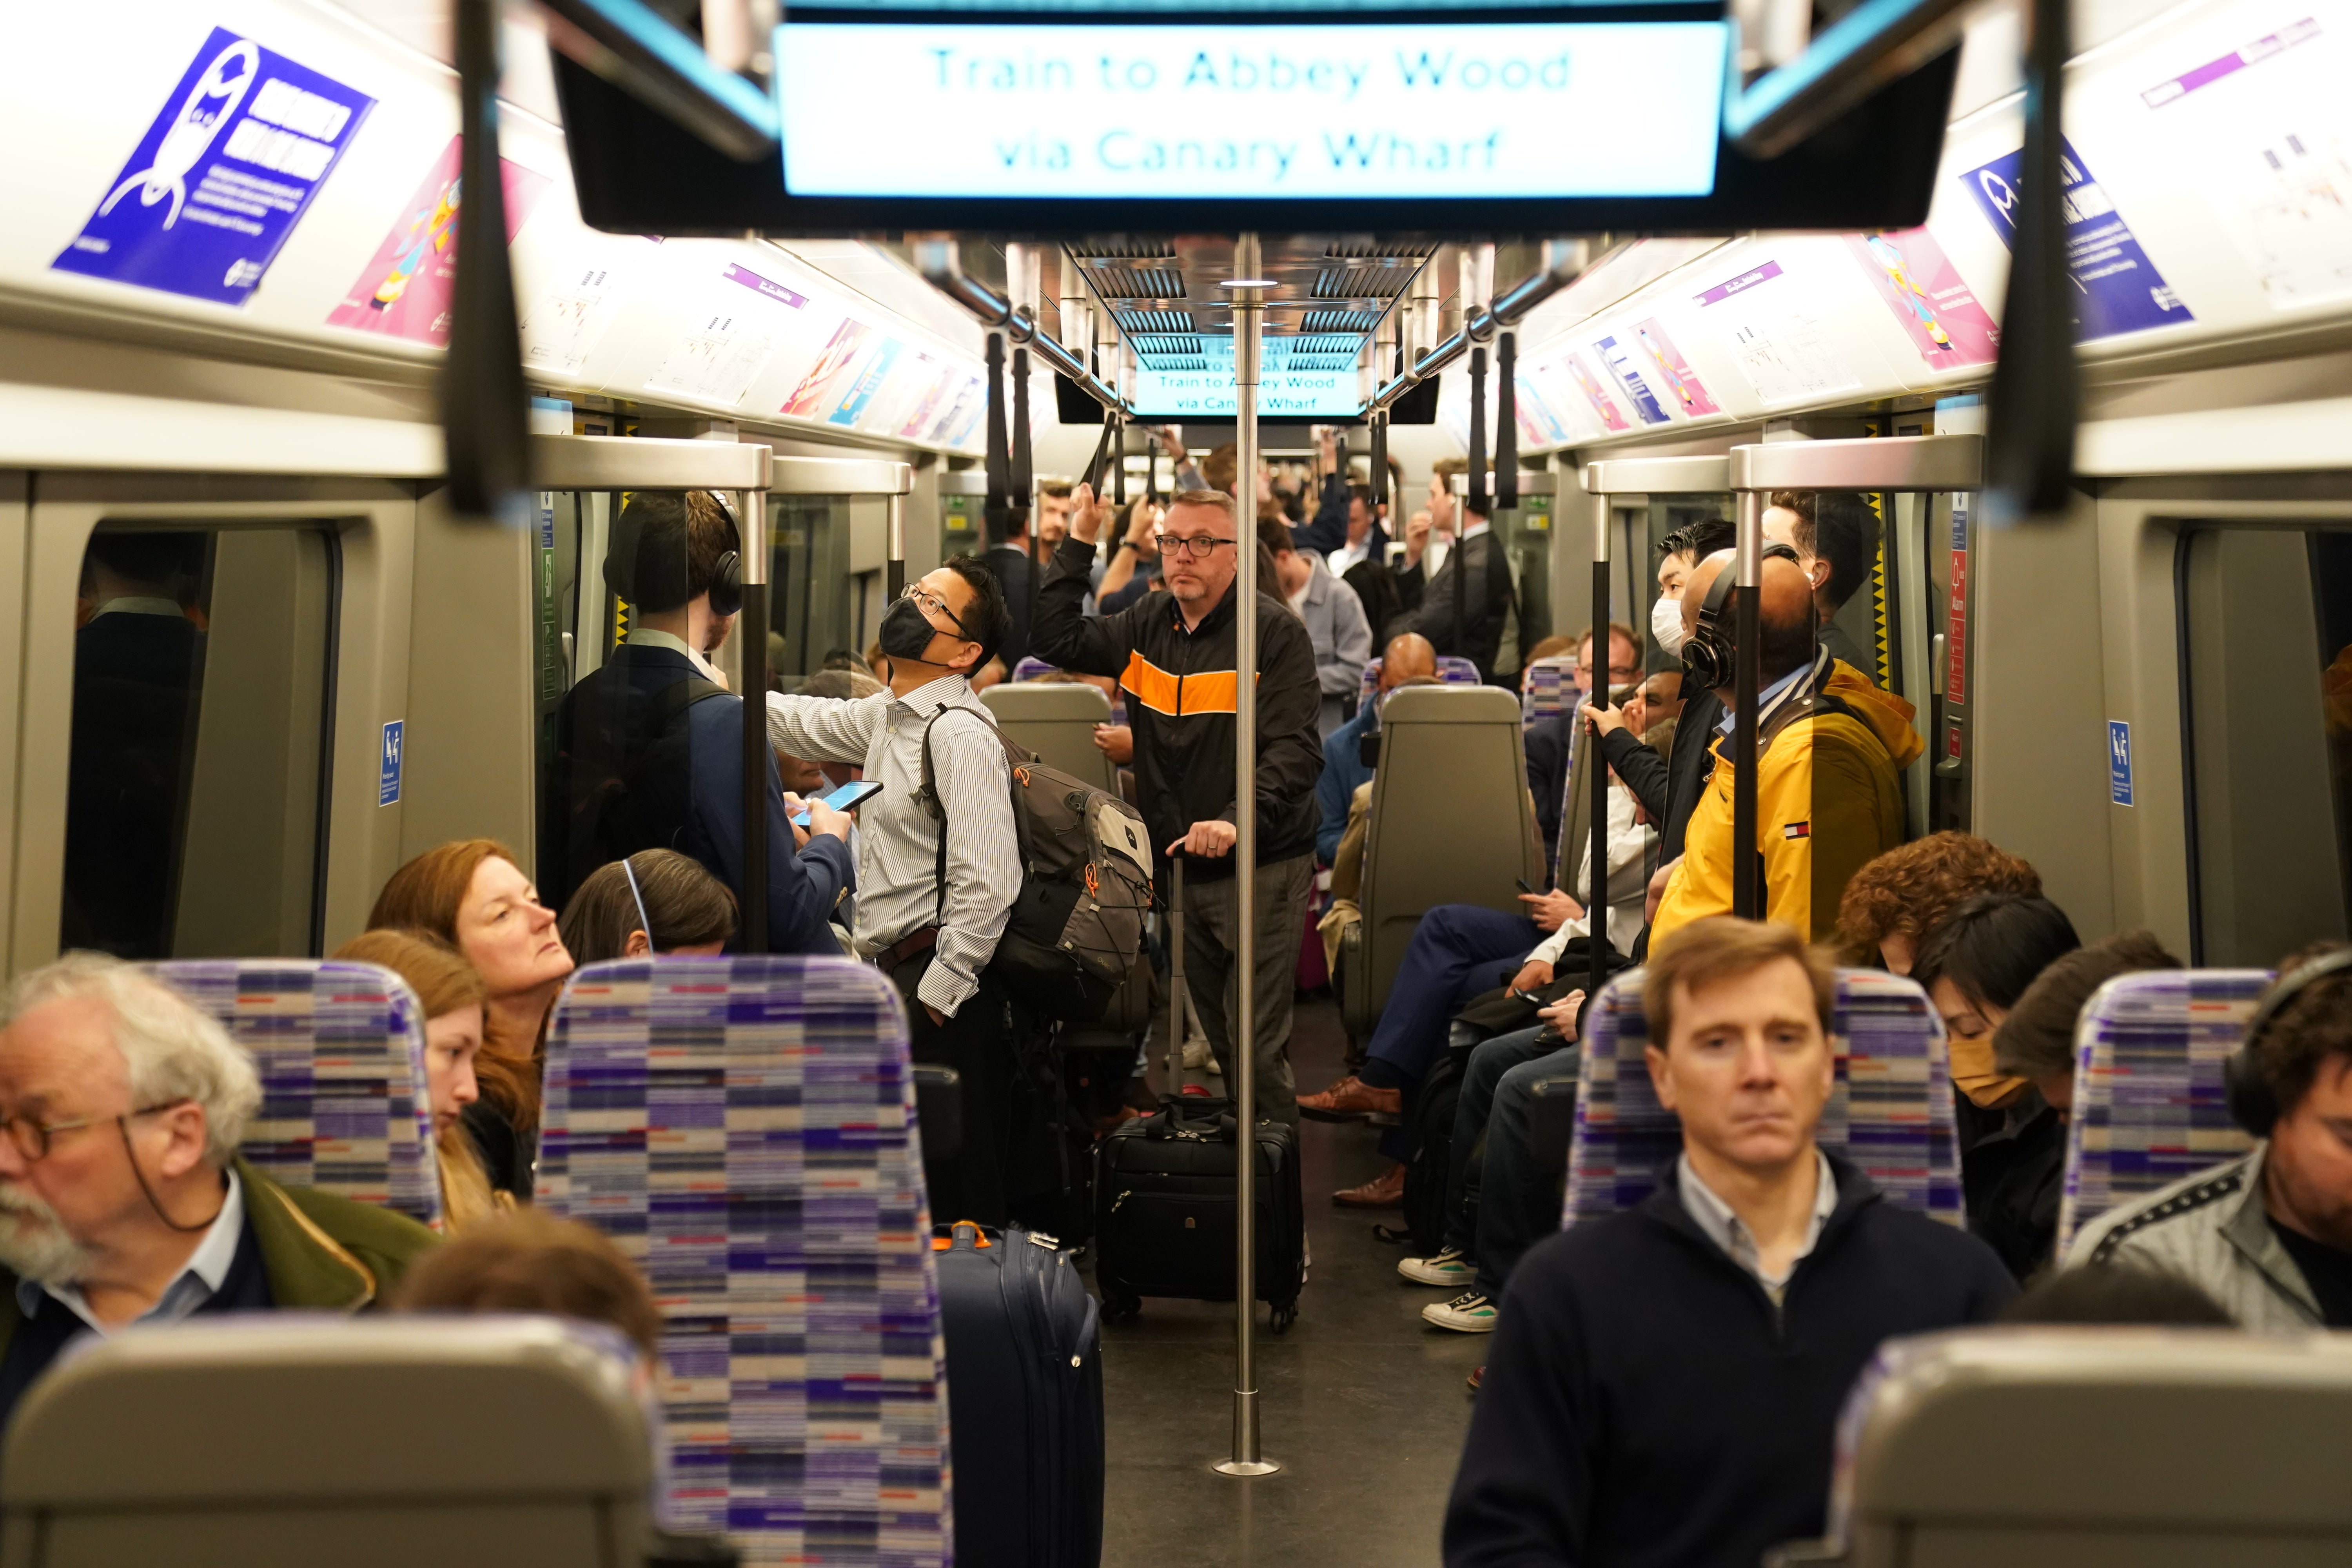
[1467, 1365, 1484, 1394]
[1297, 1075, 1403, 1122]
[1332, 1161, 1407, 1208]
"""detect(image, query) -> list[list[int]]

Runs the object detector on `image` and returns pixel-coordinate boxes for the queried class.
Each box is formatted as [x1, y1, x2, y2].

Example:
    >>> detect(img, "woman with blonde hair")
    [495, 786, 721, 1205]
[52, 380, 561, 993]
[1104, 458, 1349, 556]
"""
[332, 928, 510, 1231]
[369, 839, 573, 1198]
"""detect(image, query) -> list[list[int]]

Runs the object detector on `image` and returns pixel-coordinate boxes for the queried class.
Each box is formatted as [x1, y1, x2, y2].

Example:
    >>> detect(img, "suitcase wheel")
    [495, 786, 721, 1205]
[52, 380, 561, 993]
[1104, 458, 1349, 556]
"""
[1270, 1303, 1298, 1336]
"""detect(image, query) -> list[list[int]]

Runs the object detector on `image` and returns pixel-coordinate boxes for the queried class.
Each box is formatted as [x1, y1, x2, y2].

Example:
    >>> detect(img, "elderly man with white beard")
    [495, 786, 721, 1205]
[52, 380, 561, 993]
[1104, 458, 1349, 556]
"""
[0, 954, 437, 1436]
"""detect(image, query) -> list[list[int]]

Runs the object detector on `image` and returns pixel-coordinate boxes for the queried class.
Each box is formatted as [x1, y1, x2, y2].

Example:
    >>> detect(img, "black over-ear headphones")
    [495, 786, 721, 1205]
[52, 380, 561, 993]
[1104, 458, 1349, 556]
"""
[603, 495, 742, 616]
[2224, 947, 2352, 1137]
[1680, 541, 1800, 691]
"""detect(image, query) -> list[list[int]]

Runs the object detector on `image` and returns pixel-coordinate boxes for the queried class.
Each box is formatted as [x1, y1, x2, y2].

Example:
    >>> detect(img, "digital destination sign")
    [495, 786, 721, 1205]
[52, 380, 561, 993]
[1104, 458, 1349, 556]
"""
[1129, 337, 1361, 419]
[773, 20, 1731, 200]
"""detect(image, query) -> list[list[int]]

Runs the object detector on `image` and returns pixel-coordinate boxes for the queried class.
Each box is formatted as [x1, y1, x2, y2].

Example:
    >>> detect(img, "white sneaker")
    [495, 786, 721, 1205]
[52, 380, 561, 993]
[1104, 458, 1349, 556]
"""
[1397, 1248, 1474, 1288]
[1422, 1291, 1499, 1333]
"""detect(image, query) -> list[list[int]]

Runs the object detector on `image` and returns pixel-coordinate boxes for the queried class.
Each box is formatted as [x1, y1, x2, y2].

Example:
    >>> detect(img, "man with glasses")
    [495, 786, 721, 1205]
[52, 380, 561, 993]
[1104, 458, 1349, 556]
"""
[1035, 486, 1324, 1123]
[762, 558, 1029, 1225]
[0, 954, 439, 1436]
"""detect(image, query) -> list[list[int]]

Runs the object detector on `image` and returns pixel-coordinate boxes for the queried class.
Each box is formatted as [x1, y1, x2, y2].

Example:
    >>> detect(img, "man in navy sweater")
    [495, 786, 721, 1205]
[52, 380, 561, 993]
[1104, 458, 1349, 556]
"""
[1444, 916, 2014, 1568]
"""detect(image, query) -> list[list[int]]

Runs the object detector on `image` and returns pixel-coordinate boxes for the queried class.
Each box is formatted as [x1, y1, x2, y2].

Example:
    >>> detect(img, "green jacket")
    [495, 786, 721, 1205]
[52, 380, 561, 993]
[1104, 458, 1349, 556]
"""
[0, 1156, 439, 1358]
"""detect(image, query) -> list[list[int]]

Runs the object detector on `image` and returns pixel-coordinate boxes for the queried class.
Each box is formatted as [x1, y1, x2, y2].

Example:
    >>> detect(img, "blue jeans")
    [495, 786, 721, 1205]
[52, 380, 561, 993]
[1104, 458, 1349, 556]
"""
[1441, 1026, 1560, 1256]
[1364, 904, 1540, 1160]
[1474, 1040, 1582, 1300]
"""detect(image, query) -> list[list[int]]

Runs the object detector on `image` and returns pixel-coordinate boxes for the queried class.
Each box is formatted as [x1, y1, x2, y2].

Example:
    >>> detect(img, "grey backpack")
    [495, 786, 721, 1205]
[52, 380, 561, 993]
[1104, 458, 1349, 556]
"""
[919, 707, 1154, 1024]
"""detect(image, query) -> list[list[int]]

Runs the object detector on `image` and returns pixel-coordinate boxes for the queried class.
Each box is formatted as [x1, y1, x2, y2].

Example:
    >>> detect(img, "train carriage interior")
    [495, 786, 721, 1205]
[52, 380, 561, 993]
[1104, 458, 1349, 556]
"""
[6, 0, 2352, 1563]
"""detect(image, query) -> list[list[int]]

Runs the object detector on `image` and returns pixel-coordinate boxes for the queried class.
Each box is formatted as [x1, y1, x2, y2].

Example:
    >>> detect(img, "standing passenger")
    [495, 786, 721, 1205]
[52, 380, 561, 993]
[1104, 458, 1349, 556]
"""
[540, 490, 853, 955]
[1444, 918, 2014, 1568]
[1036, 484, 1323, 1124]
[1262, 516, 1373, 737]
[762, 558, 1025, 1226]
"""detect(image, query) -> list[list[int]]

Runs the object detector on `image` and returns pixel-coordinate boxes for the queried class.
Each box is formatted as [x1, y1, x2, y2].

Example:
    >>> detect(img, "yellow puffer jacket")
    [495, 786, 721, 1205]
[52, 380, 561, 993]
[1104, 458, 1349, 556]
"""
[1653, 662, 1924, 946]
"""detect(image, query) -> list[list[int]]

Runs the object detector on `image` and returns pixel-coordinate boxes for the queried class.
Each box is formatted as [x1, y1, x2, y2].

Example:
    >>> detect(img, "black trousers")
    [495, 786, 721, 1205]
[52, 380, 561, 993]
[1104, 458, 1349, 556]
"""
[891, 953, 1018, 1229]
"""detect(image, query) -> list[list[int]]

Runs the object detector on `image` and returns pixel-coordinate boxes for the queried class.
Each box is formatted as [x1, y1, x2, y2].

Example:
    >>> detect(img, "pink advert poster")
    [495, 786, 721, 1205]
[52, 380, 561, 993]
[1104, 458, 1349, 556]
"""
[1845, 229, 2000, 368]
[327, 137, 550, 345]
[1563, 352, 1631, 432]
[1631, 319, 1720, 416]
[780, 318, 873, 418]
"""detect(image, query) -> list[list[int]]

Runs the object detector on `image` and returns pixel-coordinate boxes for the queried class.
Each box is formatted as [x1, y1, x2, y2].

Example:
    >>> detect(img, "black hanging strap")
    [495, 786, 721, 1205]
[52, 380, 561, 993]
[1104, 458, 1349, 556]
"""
[444, 0, 530, 526]
[984, 332, 1012, 542]
[1112, 417, 1128, 505]
[1496, 332, 1519, 512]
[1466, 346, 1489, 520]
[1011, 347, 1034, 516]
[1082, 416, 1117, 493]
[1370, 414, 1388, 510]
[1985, 0, 2077, 521]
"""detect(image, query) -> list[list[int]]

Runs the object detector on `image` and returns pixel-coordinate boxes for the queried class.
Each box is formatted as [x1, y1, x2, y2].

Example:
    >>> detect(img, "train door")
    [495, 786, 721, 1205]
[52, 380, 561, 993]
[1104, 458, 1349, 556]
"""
[1581, 453, 1733, 681]
[15, 476, 418, 972]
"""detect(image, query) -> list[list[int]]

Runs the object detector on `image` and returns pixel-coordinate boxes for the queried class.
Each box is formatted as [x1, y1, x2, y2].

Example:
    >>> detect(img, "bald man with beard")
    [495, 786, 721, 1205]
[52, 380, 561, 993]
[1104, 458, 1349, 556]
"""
[1649, 550, 1923, 946]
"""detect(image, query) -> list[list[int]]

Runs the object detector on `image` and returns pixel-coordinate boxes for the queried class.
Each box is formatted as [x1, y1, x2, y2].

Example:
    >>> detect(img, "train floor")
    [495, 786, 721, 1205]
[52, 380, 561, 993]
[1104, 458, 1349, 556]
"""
[1096, 992, 1482, 1568]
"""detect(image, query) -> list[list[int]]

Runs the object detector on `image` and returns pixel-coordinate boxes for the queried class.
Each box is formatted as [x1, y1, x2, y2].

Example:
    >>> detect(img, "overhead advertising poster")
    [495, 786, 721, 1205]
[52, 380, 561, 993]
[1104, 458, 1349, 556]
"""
[53, 28, 374, 305]
[1511, 366, 1570, 445]
[1844, 229, 1999, 368]
[2133, 14, 2352, 308]
[1594, 332, 1671, 423]
[927, 374, 987, 450]
[890, 354, 955, 440]
[1632, 318, 1719, 416]
[1562, 350, 1631, 432]
[828, 336, 904, 425]
[523, 236, 657, 376]
[1960, 138, 2190, 339]
[775, 21, 1731, 200]
[644, 262, 807, 405]
[1695, 258, 1860, 407]
[327, 137, 552, 345]
[780, 318, 875, 418]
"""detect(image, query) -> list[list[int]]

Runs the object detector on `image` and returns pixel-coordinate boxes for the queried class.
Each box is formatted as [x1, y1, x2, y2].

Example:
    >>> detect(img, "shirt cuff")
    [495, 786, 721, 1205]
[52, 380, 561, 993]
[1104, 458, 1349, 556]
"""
[915, 958, 978, 1018]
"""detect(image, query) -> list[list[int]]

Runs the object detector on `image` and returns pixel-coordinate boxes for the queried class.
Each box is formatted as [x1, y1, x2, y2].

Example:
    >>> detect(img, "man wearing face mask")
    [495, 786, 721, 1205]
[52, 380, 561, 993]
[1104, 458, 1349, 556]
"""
[762, 557, 1025, 1225]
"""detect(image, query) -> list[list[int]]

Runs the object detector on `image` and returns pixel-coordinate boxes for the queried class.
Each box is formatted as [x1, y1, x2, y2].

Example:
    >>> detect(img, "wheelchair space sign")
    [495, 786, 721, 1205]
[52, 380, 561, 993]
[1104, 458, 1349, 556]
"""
[52, 27, 374, 305]
[2108, 720, 2134, 807]
[379, 720, 403, 807]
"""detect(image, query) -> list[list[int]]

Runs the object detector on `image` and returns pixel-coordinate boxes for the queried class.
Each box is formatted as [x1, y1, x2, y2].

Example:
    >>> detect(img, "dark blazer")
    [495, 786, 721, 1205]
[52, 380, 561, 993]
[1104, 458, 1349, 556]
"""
[1395, 532, 1515, 682]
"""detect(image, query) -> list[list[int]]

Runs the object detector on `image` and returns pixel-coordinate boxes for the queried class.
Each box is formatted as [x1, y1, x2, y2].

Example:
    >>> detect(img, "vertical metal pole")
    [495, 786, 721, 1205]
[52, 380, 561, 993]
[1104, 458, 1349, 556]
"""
[1732, 491, 1762, 920]
[740, 489, 771, 951]
[1214, 233, 1278, 1480]
[1589, 508, 1610, 996]
[886, 492, 906, 603]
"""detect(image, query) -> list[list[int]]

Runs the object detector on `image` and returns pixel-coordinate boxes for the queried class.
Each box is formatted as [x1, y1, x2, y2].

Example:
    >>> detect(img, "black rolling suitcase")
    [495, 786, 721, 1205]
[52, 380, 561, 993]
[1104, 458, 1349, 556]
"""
[934, 1221, 1103, 1568]
[1093, 1098, 1307, 1332]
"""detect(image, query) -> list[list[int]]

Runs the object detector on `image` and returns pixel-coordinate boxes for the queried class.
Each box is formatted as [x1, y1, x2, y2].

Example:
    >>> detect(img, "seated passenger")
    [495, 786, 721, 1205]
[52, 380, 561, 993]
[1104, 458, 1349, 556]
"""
[1983, 929, 2182, 1278]
[557, 849, 739, 967]
[2068, 942, 2352, 1330]
[1527, 622, 1641, 855]
[1262, 516, 1373, 738]
[392, 1206, 658, 1364]
[1316, 632, 1437, 864]
[1649, 550, 1922, 947]
[0, 955, 437, 1433]
[541, 488, 854, 955]
[1443, 918, 2013, 1568]
[1909, 893, 2080, 1242]
[2001, 1261, 2231, 1325]
[370, 840, 577, 1200]
[1832, 831, 2042, 978]
[1589, 521, 1733, 861]
[331, 929, 507, 1232]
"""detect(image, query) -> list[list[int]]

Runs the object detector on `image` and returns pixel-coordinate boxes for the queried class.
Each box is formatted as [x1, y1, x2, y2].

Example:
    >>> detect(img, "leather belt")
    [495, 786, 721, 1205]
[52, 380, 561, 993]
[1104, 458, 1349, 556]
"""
[876, 926, 940, 976]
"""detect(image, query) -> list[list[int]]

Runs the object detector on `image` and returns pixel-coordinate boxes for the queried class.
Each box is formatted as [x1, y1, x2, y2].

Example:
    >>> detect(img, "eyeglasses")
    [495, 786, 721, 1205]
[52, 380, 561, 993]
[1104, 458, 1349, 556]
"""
[898, 584, 971, 637]
[0, 1100, 190, 1164]
[1153, 534, 1236, 561]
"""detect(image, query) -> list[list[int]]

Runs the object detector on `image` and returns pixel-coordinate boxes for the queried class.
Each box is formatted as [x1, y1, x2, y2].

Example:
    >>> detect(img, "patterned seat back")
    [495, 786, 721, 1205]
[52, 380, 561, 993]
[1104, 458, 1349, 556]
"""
[536, 956, 947, 1568]
[149, 960, 442, 1229]
[2058, 969, 2270, 1254]
[1564, 967, 1962, 1228]
[1522, 656, 1579, 728]
[1009, 656, 1056, 682]
[1356, 654, 1485, 708]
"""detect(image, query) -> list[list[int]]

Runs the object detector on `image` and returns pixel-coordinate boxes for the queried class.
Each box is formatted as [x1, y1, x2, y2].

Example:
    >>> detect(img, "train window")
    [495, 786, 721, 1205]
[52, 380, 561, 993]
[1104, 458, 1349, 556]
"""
[771, 494, 857, 682]
[62, 526, 338, 960]
[2181, 527, 2352, 964]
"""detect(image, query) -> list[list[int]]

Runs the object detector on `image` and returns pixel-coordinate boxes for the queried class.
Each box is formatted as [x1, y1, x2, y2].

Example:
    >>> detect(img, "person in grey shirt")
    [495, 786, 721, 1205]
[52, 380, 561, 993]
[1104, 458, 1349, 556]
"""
[764, 557, 1025, 1225]
[1262, 515, 1372, 737]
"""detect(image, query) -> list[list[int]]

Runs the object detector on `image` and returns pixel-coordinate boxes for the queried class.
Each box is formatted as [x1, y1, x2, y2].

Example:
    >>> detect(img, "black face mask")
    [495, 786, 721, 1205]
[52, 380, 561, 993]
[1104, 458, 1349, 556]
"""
[878, 596, 944, 662]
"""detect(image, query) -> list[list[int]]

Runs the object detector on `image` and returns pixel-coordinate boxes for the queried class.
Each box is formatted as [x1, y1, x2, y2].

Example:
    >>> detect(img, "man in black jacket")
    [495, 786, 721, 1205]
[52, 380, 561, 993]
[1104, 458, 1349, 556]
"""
[1395, 480, 1515, 683]
[1036, 483, 1324, 1124]
[1444, 916, 2013, 1568]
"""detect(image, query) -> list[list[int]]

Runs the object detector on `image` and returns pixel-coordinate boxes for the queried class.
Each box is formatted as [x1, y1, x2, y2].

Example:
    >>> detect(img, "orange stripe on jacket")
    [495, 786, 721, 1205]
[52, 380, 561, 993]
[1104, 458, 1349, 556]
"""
[1121, 652, 1181, 715]
[1120, 655, 1252, 717]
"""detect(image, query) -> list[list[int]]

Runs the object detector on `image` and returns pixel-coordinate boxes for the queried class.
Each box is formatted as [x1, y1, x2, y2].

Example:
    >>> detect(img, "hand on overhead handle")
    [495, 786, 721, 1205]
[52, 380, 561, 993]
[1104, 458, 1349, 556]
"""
[1069, 481, 1109, 546]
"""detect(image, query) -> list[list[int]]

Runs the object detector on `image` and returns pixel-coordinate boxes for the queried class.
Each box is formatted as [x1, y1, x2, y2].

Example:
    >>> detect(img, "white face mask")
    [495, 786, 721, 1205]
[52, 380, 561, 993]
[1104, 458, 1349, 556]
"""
[1650, 592, 1689, 657]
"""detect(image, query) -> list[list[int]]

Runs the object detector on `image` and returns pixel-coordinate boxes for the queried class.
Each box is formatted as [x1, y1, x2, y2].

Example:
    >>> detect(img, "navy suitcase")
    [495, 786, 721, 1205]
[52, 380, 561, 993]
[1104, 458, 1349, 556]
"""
[933, 1221, 1104, 1568]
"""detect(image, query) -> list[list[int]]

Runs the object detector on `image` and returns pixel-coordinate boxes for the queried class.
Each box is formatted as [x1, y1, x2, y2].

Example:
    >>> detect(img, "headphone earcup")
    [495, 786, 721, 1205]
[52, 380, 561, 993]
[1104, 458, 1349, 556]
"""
[2225, 1047, 2279, 1138]
[708, 550, 743, 618]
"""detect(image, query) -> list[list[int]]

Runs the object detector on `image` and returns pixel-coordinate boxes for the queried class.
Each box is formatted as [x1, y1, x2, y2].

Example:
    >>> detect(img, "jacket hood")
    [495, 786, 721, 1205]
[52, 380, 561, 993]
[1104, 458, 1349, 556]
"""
[1825, 661, 1926, 770]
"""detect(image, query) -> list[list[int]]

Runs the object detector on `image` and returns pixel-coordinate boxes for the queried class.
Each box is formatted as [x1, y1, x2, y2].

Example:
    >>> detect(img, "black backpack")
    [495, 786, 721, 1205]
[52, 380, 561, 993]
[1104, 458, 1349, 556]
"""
[919, 706, 1153, 1025]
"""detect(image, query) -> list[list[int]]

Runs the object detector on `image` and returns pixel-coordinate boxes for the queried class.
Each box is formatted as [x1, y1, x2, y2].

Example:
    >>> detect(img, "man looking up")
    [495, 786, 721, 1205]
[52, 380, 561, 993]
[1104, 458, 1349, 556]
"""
[0, 955, 438, 1433]
[762, 559, 1024, 1226]
[1649, 548, 1920, 946]
[2071, 942, 2352, 1329]
[1037, 484, 1324, 1123]
[1444, 918, 2013, 1568]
